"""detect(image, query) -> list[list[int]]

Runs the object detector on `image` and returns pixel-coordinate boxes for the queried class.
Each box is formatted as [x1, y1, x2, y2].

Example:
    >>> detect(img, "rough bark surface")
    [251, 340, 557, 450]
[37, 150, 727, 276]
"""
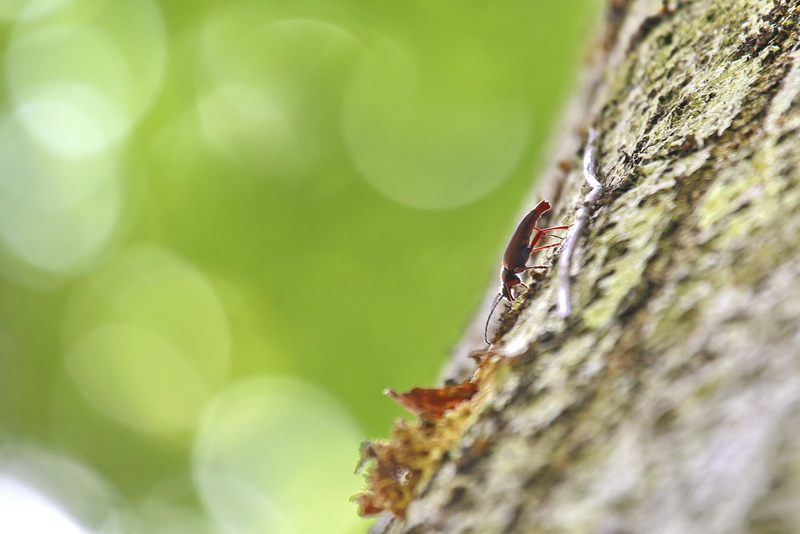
[380, 0, 800, 533]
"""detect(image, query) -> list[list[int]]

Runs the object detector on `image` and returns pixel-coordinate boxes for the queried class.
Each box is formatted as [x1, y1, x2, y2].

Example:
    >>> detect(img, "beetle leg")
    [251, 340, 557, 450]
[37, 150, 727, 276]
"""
[520, 265, 549, 272]
[536, 224, 571, 240]
[531, 225, 571, 244]
[529, 242, 562, 254]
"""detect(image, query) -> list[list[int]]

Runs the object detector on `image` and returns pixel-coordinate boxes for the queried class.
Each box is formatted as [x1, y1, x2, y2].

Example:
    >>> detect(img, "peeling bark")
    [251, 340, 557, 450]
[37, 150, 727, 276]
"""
[378, 1, 800, 533]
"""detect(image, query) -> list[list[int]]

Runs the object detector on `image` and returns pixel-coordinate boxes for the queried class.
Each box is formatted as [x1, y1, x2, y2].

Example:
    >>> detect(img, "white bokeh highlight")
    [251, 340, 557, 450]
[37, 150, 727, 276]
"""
[0, 478, 92, 534]
[0, 443, 124, 534]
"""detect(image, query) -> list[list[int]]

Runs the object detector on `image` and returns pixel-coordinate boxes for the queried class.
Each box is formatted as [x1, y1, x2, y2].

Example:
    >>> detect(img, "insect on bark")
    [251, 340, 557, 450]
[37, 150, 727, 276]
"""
[484, 200, 569, 344]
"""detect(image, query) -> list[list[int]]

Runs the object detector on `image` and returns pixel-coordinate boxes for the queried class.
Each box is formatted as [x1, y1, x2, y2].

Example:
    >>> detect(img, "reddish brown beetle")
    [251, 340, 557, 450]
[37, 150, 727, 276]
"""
[484, 200, 568, 344]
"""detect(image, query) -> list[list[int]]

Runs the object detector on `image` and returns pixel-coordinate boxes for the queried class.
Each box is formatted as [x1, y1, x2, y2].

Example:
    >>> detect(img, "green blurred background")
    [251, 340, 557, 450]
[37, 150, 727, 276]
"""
[0, 0, 596, 532]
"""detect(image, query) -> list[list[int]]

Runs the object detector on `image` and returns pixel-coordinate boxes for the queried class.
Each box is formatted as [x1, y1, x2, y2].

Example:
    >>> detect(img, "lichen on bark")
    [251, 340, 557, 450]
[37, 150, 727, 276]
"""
[377, 1, 800, 533]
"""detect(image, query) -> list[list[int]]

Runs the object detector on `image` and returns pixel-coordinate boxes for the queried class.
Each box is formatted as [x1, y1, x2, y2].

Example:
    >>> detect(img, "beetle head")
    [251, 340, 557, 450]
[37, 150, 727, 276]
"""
[500, 269, 520, 301]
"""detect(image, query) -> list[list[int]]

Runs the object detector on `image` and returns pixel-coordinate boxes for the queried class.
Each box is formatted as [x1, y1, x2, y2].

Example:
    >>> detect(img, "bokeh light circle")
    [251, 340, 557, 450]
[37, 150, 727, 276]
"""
[0, 0, 168, 286]
[193, 376, 362, 534]
[6, 25, 131, 155]
[14, 81, 129, 157]
[66, 324, 213, 435]
[198, 84, 303, 176]
[63, 244, 231, 435]
[343, 38, 530, 210]
[196, 15, 361, 177]
[0, 114, 121, 283]
[0, 0, 68, 22]
[5, 0, 167, 152]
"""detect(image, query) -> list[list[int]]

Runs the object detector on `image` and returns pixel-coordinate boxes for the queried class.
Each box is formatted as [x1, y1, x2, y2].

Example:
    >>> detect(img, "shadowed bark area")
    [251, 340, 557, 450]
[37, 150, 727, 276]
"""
[378, 0, 800, 532]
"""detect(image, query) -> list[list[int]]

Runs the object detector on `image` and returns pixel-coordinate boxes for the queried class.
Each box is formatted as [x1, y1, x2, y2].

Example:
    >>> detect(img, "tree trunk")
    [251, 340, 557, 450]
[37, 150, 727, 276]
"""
[374, 0, 800, 532]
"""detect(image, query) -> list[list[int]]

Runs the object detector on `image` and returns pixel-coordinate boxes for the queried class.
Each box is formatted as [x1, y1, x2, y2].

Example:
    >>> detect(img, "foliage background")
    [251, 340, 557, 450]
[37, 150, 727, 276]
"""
[0, 0, 594, 532]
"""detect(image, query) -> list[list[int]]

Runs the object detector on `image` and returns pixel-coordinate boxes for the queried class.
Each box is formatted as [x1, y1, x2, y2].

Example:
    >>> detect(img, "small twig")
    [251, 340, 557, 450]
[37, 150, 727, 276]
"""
[557, 128, 604, 317]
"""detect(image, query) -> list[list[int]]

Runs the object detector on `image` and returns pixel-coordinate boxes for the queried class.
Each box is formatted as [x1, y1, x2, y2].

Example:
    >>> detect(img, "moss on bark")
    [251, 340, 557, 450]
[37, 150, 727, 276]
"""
[379, 1, 800, 533]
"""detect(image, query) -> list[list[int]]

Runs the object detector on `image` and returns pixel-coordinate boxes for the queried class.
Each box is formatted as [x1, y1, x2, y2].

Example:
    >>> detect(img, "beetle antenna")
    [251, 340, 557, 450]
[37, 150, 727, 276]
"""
[484, 293, 503, 345]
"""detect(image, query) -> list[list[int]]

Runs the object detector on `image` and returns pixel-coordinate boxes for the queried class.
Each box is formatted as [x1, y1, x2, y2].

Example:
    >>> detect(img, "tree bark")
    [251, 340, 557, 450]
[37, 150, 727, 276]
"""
[378, 0, 800, 532]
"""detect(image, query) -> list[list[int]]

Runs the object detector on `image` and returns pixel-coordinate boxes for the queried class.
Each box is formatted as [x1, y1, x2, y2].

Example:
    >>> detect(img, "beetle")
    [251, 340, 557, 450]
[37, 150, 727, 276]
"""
[484, 200, 569, 344]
